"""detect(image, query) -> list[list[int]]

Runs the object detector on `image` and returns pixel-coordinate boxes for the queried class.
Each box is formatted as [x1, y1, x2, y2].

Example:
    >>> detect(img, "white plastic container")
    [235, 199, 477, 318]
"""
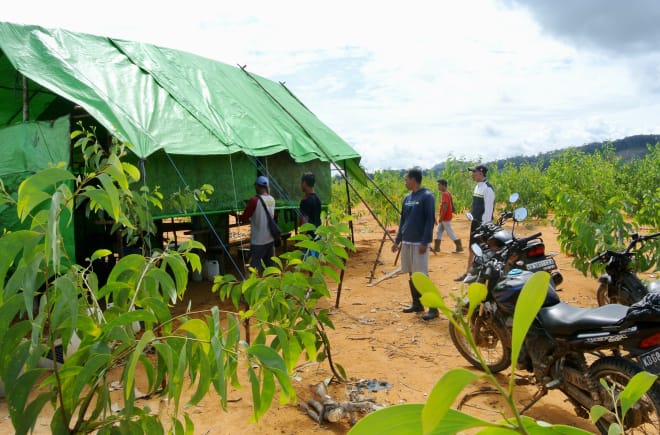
[204, 259, 220, 281]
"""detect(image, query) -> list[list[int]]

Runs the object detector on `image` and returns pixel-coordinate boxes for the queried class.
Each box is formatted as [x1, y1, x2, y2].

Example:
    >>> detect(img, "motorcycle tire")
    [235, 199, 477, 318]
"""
[596, 285, 610, 306]
[597, 286, 635, 306]
[448, 306, 511, 373]
[589, 356, 660, 434]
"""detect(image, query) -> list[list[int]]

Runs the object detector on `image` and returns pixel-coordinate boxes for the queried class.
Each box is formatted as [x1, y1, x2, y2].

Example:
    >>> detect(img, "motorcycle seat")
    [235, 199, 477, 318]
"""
[537, 302, 629, 336]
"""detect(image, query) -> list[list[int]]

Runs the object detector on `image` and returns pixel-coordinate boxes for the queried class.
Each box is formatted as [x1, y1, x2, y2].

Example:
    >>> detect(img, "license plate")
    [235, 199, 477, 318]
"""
[526, 258, 557, 271]
[638, 348, 660, 375]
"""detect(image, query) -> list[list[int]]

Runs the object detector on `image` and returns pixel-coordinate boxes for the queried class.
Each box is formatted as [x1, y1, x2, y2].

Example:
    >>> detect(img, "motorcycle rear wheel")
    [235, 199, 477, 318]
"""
[589, 356, 659, 434]
[448, 306, 511, 373]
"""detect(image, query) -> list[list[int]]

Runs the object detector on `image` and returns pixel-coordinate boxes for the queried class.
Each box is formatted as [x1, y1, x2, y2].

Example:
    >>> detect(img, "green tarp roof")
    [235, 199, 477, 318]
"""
[0, 22, 363, 179]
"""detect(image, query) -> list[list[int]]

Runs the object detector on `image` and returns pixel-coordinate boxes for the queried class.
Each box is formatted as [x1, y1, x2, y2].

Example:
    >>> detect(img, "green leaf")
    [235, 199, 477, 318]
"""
[96, 173, 121, 220]
[432, 409, 503, 434]
[618, 371, 657, 420]
[122, 162, 141, 182]
[589, 404, 611, 423]
[17, 167, 74, 221]
[320, 265, 341, 282]
[186, 347, 211, 406]
[349, 403, 424, 434]
[411, 272, 451, 315]
[124, 330, 155, 402]
[102, 310, 156, 333]
[161, 254, 189, 299]
[17, 391, 55, 435]
[247, 344, 294, 404]
[422, 368, 482, 433]
[177, 319, 211, 354]
[467, 282, 487, 319]
[0, 230, 41, 300]
[510, 271, 550, 391]
[7, 368, 47, 429]
[105, 153, 130, 190]
[72, 353, 112, 399]
[296, 330, 317, 361]
[90, 249, 113, 262]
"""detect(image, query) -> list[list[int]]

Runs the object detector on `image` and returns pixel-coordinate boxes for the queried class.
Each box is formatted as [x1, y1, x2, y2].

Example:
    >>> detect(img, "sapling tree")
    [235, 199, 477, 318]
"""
[0, 126, 354, 434]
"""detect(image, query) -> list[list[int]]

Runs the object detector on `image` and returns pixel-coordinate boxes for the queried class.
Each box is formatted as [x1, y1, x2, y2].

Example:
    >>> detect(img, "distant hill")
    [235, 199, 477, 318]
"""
[431, 134, 660, 172]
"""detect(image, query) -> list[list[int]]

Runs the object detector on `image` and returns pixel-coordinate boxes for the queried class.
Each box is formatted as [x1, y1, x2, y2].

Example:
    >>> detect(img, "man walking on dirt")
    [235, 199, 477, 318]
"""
[432, 179, 463, 254]
[455, 164, 495, 281]
[391, 168, 438, 321]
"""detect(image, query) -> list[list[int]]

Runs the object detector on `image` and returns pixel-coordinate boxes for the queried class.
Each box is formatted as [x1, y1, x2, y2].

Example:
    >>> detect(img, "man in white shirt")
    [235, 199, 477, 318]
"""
[455, 165, 495, 281]
[237, 176, 276, 273]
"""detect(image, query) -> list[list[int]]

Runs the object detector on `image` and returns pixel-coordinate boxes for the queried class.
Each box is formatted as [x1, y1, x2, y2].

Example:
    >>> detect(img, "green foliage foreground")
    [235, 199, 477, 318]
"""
[0, 128, 355, 434]
[348, 272, 657, 435]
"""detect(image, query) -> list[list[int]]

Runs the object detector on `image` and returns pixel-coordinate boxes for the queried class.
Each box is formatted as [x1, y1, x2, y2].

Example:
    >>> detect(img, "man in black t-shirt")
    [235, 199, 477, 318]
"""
[299, 172, 322, 258]
[299, 172, 322, 228]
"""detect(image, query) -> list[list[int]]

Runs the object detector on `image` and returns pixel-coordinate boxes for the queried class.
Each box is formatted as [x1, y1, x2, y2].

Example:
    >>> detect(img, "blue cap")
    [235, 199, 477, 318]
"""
[256, 176, 269, 187]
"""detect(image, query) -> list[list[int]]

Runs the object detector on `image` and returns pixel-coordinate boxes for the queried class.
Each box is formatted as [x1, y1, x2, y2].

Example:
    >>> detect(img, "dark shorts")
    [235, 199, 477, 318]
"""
[250, 243, 275, 272]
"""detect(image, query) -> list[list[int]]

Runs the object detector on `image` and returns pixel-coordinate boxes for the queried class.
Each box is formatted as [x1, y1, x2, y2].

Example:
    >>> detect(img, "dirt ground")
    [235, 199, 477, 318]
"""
[2, 208, 642, 434]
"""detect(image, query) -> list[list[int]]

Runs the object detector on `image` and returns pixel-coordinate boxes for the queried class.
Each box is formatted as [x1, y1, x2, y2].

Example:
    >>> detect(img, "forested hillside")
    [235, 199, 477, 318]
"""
[431, 134, 660, 172]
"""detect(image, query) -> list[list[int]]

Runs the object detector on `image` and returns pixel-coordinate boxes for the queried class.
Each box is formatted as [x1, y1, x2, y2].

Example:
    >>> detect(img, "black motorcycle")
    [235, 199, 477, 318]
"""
[449, 243, 660, 434]
[467, 203, 560, 277]
[590, 232, 660, 306]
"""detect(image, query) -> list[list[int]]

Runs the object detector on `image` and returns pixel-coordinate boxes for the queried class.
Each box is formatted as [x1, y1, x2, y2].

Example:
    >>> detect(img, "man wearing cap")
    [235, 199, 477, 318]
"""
[236, 175, 276, 273]
[455, 164, 495, 281]
[391, 168, 438, 321]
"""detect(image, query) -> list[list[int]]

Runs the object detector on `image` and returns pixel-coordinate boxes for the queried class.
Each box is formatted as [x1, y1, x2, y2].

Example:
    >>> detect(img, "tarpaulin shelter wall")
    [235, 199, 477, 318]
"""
[138, 150, 331, 219]
[0, 117, 75, 260]
[0, 22, 363, 263]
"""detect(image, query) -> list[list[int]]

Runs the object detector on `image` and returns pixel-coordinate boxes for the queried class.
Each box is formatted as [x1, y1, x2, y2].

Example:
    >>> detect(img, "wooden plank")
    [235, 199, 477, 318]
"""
[366, 266, 401, 287]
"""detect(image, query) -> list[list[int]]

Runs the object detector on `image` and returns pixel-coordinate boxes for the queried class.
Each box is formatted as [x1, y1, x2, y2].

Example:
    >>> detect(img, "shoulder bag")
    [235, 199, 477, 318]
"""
[257, 196, 282, 246]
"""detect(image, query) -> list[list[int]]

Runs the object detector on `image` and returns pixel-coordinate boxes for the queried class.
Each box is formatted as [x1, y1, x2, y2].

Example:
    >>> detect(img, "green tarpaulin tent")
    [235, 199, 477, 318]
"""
[0, 22, 362, 165]
[0, 22, 365, 214]
[0, 21, 367, 267]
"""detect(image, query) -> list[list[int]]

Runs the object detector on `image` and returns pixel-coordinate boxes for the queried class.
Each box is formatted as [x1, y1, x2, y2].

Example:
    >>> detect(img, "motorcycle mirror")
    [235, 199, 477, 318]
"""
[471, 243, 483, 257]
[466, 213, 474, 221]
[513, 207, 528, 222]
[508, 192, 519, 204]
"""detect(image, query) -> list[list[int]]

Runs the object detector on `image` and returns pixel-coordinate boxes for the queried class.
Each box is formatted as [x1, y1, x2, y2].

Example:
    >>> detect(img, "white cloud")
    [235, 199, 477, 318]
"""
[5, 0, 660, 170]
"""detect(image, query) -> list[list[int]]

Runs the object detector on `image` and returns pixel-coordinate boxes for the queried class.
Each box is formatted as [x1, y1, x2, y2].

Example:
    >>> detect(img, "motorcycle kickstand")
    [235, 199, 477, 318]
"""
[519, 385, 551, 415]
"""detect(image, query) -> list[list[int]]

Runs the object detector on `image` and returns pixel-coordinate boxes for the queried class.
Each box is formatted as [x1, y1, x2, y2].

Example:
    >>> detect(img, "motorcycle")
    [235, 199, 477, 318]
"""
[448, 243, 660, 433]
[467, 202, 560, 277]
[590, 231, 660, 306]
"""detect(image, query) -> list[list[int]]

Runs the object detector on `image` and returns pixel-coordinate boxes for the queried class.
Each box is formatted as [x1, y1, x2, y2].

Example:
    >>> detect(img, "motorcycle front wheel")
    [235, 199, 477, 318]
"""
[596, 283, 610, 306]
[448, 306, 511, 373]
[589, 356, 659, 434]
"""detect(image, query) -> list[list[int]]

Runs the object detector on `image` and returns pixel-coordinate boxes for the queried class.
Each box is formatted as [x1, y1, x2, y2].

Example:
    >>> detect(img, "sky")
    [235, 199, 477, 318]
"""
[4, 0, 660, 171]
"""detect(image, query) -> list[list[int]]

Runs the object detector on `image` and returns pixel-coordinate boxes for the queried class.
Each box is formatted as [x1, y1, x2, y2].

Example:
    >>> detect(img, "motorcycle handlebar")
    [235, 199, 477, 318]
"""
[623, 231, 660, 253]
[589, 252, 606, 264]
[589, 232, 658, 263]
[641, 231, 660, 242]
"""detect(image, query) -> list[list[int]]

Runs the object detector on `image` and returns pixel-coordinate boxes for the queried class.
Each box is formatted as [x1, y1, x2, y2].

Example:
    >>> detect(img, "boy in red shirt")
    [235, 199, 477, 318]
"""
[432, 179, 463, 254]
